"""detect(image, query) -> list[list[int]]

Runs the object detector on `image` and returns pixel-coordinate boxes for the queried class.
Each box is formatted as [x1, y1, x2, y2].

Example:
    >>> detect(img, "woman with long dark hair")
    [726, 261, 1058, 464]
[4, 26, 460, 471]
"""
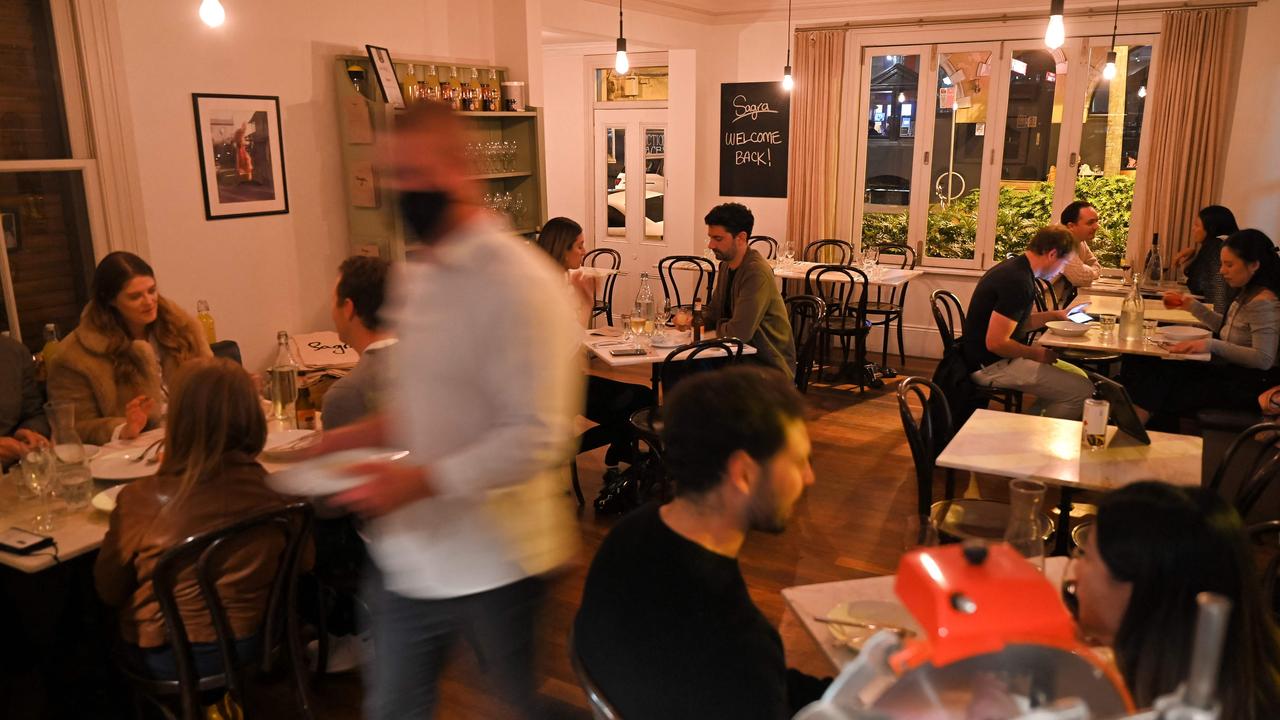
[1074, 481, 1280, 718]
[1124, 229, 1280, 423]
[536, 217, 652, 469]
[47, 251, 210, 443]
[1173, 205, 1239, 312]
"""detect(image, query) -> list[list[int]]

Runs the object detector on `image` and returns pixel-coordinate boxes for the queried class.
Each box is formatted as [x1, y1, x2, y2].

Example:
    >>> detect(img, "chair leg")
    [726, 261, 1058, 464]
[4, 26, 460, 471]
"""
[880, 323, 890, 368]
[896, 314, 906, 366]
[570, 461, 585, 506]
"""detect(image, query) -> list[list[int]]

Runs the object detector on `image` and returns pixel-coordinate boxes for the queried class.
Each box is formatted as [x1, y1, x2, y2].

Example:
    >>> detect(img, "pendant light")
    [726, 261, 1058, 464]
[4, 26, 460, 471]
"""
[1101, 0, 1121, 80]
[199, 0, 226, 27]
[1044, 0, 1065, 49]
[781, 0, 794, 90]
[615, 0, 629, 75]
[1138, 85, 1147, 97]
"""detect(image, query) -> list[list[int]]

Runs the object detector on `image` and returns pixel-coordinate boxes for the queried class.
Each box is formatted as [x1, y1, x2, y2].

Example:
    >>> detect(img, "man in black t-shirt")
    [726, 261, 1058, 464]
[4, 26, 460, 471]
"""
[574, 367, 829, 718]
[963, 225, 1095, 419]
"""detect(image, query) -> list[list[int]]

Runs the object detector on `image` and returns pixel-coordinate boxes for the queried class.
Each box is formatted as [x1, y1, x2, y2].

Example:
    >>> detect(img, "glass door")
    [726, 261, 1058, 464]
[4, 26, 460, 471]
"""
[593, 108, 667, 307]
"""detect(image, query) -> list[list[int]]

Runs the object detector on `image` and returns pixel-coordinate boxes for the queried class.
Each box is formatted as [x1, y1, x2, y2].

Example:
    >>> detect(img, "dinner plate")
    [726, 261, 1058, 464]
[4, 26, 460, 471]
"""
[260, 429, 319, 463]
[824, 600, 922, 650]
[92, 484, 125, 513]
[651, 331, 693, 348]
[90, 447, 162, 481]
[1158, 326, 1211, 342]
[266, 447, 410, 497]
[1044, 320, 1091, 337]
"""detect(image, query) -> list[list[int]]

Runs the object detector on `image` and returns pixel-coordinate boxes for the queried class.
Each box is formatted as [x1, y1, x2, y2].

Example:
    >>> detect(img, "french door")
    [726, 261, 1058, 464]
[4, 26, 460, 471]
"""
[593, 108, 667, 308]
[853, 37, 1154, 270]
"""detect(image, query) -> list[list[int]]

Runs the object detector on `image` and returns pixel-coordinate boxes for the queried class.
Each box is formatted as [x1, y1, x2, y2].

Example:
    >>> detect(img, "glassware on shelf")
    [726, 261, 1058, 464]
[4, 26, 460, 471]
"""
[423, 65, 441, 102]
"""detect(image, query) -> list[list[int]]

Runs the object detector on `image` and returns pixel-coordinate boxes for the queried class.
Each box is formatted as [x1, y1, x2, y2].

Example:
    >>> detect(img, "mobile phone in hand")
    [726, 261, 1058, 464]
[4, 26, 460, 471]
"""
[0, 527, 54, 555]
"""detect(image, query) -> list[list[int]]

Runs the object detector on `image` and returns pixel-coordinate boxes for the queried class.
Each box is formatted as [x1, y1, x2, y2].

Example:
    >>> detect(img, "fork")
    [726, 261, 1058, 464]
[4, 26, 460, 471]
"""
[130, 438, 164, 464]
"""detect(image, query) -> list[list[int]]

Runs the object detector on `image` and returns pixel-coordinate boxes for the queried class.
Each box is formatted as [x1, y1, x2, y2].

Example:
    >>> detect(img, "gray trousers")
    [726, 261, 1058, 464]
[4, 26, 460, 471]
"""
[364, 570, 546, 720]
[970, 357, 1095, 420]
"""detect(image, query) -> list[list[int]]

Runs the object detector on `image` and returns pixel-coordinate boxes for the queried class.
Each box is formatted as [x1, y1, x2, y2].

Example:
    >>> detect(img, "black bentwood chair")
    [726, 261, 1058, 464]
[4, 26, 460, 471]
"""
[657, 255, 716, 312]
[785, 294, 826, 394]
[863, 242, 917, 368]
[928, 289, 1022, 414]
[748, 235, 779, 260]
[583, 248, 622, 327]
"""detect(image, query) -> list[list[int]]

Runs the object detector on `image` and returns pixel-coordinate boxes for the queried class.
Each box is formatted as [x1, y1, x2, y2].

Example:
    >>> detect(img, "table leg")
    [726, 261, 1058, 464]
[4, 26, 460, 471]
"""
[1053, 487, 1075, 556]
[650, 364, 661, 397]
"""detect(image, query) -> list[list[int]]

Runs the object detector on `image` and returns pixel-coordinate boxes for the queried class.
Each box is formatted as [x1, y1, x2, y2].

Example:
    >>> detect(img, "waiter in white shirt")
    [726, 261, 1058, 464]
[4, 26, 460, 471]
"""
[312, 101, 582, 719]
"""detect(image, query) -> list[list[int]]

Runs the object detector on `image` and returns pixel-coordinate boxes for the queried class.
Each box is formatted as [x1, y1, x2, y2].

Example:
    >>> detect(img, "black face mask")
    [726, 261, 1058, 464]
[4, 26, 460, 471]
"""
[399, 190, 451, 240]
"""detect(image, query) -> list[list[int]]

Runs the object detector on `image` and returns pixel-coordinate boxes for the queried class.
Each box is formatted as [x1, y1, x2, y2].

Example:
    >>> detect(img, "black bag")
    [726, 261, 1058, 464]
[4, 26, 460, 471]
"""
[932, 341, 982, 427]
[594, 451, 665, 515]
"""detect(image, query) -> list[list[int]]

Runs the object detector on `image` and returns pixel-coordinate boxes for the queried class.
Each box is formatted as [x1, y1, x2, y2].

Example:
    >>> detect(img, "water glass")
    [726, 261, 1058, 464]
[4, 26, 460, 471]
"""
[59, 464, 92, 511]
[619, 313, 634, 342]
[21, 447, 57, 532]
[1097, 314, 1117, 336]
[1142, 319, 1159, 341]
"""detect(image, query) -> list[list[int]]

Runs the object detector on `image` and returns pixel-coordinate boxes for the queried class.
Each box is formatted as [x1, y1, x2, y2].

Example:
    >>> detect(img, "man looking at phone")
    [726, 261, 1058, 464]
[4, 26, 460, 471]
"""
[963, 225, 1096, 419]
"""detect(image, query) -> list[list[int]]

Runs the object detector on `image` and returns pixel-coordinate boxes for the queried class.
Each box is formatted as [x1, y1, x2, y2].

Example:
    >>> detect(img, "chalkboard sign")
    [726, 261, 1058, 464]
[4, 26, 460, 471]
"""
[719, 82, 790, 198]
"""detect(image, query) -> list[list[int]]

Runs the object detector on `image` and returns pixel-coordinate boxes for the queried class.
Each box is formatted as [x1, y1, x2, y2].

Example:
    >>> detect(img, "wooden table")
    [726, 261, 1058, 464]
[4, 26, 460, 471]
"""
[583, 328, 757, 394]
[783, 556, 1069, 671]
[1075, 294, 1202, 325]
[1082, 278, 1199, 299]
[773, 261, 923, 288]
[1037, 325, 1210, 361]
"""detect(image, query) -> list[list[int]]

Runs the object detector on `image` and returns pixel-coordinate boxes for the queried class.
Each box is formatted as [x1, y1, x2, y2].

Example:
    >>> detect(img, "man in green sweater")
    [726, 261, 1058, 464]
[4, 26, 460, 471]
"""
[704, 202, 797, 380]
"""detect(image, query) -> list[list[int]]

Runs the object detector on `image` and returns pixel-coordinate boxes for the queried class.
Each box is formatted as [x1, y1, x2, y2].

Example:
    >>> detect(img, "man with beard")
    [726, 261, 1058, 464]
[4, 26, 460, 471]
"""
[703, 203, 797, 379]
[312, 101, 581, 719]
[573, 367, 829, 718]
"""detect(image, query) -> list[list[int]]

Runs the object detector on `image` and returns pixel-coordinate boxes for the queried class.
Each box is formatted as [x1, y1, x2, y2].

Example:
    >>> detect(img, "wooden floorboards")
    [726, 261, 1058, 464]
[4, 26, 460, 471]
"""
[280, 356, 941, 719]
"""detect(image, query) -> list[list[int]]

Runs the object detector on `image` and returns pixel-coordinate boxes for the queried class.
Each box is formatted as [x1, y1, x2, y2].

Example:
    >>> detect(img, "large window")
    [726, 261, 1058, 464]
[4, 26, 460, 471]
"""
[853, 36, 1155, 270]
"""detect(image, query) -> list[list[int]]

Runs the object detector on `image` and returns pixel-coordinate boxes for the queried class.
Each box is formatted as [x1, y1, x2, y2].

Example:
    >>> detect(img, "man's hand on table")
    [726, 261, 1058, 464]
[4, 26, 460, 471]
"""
[14, 429, 48, 449]
[0, 437, 26, 465]
[331, 461, 436, 518]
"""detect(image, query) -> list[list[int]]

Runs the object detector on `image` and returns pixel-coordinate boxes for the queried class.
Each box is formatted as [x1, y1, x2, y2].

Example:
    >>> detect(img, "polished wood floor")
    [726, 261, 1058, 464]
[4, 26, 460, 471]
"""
[285, 356, 943, 719]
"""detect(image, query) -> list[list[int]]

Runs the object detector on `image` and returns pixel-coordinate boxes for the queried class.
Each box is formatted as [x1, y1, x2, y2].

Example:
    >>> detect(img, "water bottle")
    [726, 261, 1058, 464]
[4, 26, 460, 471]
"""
[1120, 273, 1145, 341]
[269, 330, 299, 427]
[1143, 233, 1163, 285]
[634, 273, 656, 336]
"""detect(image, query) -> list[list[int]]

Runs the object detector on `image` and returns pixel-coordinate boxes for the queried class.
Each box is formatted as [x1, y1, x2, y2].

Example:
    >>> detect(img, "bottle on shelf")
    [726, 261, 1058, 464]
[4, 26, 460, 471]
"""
[196, 299, 217, 344]
[41, 323, 61, 368]
[401, 63, 420, 104]
[692, 297, 704, 343]
[634, 273, 656, 335]
[1120, 273, 1145, 341]
[459, 68, 477, 111]
[269, 330, 299, 428]
[445, 67, 461, 110]
[1142, 233, 1163, 286]
[422, 65, 440, 102]
[480, 69, 497, 111]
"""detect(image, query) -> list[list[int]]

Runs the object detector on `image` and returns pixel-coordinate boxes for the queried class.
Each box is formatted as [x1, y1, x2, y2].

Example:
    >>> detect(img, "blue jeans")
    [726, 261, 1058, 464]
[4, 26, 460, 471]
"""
[363, 570, 546, 720]
[132, 635, 260, 680]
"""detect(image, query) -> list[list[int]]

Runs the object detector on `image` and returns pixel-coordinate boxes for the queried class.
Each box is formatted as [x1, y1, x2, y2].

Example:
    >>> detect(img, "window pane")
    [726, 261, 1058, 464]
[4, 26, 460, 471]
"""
[926, 51, 993, 260]
[0, 0, 72, 159]
[993, 49, 1066, 261]
[862, 54, 919, 249]
[595, 67, 669, 102]
[604, 127, 625, 238]
[1074, 44, 1151, 267]
[644, 128, 664, 240]
[0, 172, 95, 352]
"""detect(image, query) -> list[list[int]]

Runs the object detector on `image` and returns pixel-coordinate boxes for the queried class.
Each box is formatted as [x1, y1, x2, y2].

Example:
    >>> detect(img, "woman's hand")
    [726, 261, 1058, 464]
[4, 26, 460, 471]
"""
[1260, 387, 1280, 415]
[1167, 339, 1208, 355]
[121, 395, 155, 440]
[1162, 291, 1190, 309]
[14, 429, 48, 448]
[1172, 245, 1197, 269]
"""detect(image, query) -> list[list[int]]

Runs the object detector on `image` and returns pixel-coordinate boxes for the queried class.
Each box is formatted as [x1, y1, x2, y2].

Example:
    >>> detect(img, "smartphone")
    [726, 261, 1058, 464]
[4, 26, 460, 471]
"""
[1067, 309, 1095, 324]
[0, 527, 54, 555]
[609, 348, 648, 357]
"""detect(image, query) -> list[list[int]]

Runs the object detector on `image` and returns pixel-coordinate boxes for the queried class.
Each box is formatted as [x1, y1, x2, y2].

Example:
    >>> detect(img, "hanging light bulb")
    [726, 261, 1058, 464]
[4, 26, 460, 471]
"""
[1138, 84, 1147, 97]
[781, 0, 794, 91]
[614, 0, 629, 74]
[942, 76, 953, 86]
[1044, 0, 1066, 49]
[897, 91, 906, 103]
[198, 0, 226, 27]
[1102, 51, 1117, 80]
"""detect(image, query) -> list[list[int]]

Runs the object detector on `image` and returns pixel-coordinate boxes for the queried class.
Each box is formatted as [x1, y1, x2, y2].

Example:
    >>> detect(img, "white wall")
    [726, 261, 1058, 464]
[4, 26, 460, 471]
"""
[1221, 0, 1280, 235]
[112, 0, 496, 369]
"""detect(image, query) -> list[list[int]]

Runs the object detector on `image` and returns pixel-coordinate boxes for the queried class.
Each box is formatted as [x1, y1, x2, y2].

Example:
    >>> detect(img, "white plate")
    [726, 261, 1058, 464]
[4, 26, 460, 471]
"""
[651, 331, 693, 348]
[266, 447, 410, 497]
[1158, 326, 1211, 342]
[261, 429, 319, 463]
[90, 447, 162, 481]
[1045, 320, 1091, 337]
[92, 484, 125, 513]
[824, 600, 922, 650]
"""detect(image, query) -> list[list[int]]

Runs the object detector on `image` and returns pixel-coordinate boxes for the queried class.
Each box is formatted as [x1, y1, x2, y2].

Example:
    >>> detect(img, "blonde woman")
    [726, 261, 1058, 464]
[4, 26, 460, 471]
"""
[48, 251, 210, 444]
[95, 357, 305, 680]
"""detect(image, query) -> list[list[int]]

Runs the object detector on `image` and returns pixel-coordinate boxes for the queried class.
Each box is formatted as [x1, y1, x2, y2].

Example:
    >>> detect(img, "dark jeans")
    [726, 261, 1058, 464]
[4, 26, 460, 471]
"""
[1122, 356, 1275, 422]
[130, 635, 260, 681]
[364, 570, 547, 720]
[583, 375, 653, 464]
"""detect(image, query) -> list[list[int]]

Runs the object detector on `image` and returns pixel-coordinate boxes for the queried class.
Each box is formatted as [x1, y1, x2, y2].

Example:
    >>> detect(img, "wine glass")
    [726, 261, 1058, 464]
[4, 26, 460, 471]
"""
[782, 241, 796, 266]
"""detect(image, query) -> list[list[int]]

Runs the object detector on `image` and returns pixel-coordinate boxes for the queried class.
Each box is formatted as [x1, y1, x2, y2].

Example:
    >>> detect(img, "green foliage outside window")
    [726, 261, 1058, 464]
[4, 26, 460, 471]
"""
[859, 175, 1135, 267]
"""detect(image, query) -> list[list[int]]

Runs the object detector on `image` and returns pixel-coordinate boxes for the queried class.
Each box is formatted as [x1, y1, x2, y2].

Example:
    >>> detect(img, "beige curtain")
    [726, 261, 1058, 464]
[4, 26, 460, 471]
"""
[786, 30, 848, 260]
[1131, 8, 1241, 265]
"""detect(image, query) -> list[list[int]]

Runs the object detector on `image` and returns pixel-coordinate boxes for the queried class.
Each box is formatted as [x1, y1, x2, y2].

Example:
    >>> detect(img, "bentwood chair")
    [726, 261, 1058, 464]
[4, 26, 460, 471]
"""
[804, 264, 871, 391]
[897, 378, 1055, 544]
[657, 256, 716, 311]
[569, 629, 622, 719]
[804, 239, 854, 266]
[748, 235, 778, 260]
[117, 504, 315, 720]
[928, 289, 1022, 413]
[1209, 422, 1280, 520]
[785, 295, 826, 394]
[863, 242, 916, 367]
[583, 248, 622, 327]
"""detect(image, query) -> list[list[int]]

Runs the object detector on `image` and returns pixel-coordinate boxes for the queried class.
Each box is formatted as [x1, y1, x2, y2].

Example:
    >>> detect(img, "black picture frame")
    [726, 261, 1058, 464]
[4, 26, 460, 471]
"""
[365, 44, 405, 109]
[191, 93, 290, 220]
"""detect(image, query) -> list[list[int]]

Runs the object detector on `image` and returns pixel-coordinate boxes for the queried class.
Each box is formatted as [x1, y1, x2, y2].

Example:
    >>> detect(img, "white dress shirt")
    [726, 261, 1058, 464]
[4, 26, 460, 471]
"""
[370, 214, 583, 599]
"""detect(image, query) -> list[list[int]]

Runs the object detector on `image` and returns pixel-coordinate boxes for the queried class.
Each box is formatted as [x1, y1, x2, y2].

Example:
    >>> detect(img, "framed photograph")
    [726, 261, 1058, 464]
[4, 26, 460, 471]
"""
[365, 45, 405, 109]
[1, 209, 18, 251]
[192, 93, 290, 220]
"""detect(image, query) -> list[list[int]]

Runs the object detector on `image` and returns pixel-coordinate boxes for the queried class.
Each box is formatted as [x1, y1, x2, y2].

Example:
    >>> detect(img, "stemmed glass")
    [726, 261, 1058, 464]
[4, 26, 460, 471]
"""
[21, 446, 57, 532]
[781, 241, 795, 267]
